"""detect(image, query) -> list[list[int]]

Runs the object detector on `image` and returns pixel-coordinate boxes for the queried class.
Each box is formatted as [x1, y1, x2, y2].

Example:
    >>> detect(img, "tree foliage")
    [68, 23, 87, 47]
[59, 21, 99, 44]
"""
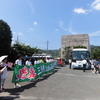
[0, 20, 12, 56]
[73, 46, 87, 49]
[63, 46, 71, 59]
[9, 41, 39, 62]
[62, 46, 87, 59]
[91, 46, 100, 59]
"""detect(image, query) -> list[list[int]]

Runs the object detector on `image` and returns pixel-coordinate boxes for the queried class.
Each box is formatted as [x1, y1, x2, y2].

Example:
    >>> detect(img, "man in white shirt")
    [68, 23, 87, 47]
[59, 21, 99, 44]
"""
[46, 58, 49, 63]
[82, 59, 87, 72]
[15, 58, 22, 66]
[25, 58, 32, 66]
[14, 54, 22, 88]
[34, 58, 40, 65]
[69, 59, 72, 69]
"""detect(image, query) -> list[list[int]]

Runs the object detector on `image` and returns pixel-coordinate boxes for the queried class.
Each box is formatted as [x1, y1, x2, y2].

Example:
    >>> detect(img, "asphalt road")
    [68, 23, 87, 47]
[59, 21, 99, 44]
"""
[1, 65, 100, 100]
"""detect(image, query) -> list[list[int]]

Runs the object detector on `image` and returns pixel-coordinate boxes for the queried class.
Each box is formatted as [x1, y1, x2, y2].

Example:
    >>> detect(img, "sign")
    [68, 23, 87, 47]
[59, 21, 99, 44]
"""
[12, 62, 55, 83]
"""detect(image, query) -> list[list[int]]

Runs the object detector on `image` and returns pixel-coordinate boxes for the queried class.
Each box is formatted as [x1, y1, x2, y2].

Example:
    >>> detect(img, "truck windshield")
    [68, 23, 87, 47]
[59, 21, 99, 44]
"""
[72, 51, 89, 60]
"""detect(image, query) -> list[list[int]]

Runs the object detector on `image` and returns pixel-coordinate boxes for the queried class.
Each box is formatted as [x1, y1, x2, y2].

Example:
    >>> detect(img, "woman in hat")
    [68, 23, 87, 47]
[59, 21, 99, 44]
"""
[0, 57, 8, 91]
[0, 65, 7, 93]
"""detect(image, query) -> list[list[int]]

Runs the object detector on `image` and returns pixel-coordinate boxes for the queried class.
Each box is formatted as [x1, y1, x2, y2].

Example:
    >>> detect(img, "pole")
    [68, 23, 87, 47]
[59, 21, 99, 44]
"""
[17, 36, 19, 42]
[46, 40, 49, 54]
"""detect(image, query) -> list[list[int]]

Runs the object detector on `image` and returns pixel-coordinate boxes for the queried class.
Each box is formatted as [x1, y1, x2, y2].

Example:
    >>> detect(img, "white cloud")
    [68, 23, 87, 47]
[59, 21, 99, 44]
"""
[69, 25, 100, 37]
[91, 0, 100, 6]
[55, 29, 59, 31]
[59, 21, 63, 27]
[94, 3, 100, 10]
[28, 28, 33, 30]
[13, 32, 23, 35]
[69, 21, 100, 37]
[34, 22, 37, 25]
[87, 4, 90, 6]
[28, 2, 34, 13]
[58, 21, 67, 31]
[69, 26, 78, 34]
[73, 8, 87, 14]
[91, 1, 100, 10]
[13, 32, 16, 34]
[73, 0, 100, 14]
[89, 31, 100, 36]
[19, 32, 23, 35]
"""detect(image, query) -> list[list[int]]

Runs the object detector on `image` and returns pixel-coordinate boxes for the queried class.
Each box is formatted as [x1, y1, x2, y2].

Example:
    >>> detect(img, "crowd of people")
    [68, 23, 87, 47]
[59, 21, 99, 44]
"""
[79, 58, 100, 73]
[67, 58, 100, 73]
[0, 54, 56, 92]
[89, 58, 100, 74]
[23, 57, 55, 65]
[1, 54, 100, 96]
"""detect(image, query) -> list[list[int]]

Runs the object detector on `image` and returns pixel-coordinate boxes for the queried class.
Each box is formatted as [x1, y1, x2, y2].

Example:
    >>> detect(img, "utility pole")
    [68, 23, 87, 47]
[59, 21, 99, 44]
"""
[17, 36, 19, 42]
[46, 40, 49, 54]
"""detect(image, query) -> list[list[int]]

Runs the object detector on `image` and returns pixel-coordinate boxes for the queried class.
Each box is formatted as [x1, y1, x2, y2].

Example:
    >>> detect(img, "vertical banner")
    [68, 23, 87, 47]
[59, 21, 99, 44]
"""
[12, 62, 55, 83]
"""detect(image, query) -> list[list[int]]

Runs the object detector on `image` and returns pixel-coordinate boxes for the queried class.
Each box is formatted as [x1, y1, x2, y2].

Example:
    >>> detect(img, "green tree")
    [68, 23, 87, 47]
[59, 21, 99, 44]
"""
[92, 46, 100, 58]
[63, 46, 71, 59]
[9, 41, 40, 62]
[11, 42, 33, 56]
[0, 20, 12, 56]
[73, 46, 87, 49]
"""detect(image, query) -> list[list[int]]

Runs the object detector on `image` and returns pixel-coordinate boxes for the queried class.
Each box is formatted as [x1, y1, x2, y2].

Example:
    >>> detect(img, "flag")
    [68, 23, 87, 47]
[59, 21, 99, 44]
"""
[7, 62, 13, 68]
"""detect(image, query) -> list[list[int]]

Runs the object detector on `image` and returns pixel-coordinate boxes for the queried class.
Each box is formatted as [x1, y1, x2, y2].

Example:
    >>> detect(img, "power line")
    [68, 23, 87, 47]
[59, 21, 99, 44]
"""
[0, 12, 27, 33]
[20, 39, 46, 43]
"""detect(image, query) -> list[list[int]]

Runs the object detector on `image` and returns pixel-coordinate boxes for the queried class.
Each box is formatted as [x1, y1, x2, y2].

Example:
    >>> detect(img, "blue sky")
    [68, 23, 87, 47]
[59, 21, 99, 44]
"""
[0, 0, 100, 50]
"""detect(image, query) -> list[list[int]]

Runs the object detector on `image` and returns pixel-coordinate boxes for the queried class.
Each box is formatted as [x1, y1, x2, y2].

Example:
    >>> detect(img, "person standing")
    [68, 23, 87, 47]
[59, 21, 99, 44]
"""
[39, 58, 44, 63]
[69, 59, 72, 69]
[98, 59, 100, 74]
[98, 63, 100, 74]
[94, 59, 99, 74]
[82, 59, 87, 72]
[46, 58, 49, 63]
[92, 58, 96, 73]
[0, 65, 7, 93]
[34, 58, 40, 65]
[14, 54, 22, 88]
[25, 58, 32, 66]
[90, 59, 95, 73]
[0, 58, 8, 91]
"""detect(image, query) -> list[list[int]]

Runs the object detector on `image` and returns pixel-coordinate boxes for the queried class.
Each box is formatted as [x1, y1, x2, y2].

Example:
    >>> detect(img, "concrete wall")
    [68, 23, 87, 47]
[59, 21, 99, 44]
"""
[61, 34, 90, 58]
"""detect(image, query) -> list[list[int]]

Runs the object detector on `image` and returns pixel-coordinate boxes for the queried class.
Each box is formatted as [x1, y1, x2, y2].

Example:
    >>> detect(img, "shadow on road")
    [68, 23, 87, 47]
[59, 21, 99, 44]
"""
[0, 96, 20, 100]
[5, 82, 37, 93]
[55, 67, 61, 69]
[36, 69, 58, 82]
[73, 68, 90, 70]
[4, 69, 58, 97]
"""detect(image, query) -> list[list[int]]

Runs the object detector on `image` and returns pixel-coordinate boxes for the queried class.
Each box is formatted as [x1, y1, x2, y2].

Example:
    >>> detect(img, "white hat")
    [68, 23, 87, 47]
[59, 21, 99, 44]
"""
[0, 55, 8, 62]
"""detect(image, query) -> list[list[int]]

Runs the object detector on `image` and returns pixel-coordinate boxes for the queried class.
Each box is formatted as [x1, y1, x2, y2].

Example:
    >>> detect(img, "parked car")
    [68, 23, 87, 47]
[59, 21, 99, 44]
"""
[57, 58, 64, 67]
[63, 59, 69, 65]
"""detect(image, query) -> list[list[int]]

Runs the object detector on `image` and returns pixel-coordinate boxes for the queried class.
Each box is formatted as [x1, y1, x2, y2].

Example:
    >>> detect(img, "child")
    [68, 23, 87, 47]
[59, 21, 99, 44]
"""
[0, 58, 8, 91]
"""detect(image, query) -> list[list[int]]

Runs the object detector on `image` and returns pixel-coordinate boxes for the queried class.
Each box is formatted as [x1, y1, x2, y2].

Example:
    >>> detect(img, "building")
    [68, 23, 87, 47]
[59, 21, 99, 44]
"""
[61, 34, 90, 58]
